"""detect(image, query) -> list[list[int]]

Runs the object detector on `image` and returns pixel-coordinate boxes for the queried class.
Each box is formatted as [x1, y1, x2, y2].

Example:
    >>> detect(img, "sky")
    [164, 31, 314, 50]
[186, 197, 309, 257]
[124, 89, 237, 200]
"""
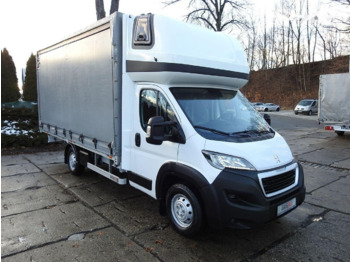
[1, 0, 337, 89]
[0, 0, 193, 88]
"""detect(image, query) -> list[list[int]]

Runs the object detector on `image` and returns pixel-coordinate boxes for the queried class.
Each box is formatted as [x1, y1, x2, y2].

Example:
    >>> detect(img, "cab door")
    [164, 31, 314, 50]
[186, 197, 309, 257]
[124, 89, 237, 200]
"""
[129, 85, 179, 197]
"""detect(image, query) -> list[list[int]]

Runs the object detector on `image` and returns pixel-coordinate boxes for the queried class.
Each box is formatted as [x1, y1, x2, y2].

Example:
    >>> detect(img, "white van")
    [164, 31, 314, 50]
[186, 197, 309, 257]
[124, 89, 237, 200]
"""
[294, 99, 318, 115]
[37, 12, 306, 236]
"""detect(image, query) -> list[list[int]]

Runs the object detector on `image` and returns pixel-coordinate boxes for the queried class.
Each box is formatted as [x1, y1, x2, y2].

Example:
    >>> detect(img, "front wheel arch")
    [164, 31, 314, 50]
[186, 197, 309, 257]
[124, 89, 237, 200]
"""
[156, 162, 222, 230]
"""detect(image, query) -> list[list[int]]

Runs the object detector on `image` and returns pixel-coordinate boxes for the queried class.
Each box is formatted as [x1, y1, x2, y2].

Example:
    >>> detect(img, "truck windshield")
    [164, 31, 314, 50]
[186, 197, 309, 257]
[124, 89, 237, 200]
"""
[171, 88, 273, 142]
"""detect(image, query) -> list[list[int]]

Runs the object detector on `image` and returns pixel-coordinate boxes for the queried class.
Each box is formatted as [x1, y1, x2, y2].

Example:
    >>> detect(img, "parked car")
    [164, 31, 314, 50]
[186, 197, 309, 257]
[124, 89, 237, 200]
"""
[251, 102, 264, 110]
[256, 103, 280, 112]
[294, 99, 318, 115]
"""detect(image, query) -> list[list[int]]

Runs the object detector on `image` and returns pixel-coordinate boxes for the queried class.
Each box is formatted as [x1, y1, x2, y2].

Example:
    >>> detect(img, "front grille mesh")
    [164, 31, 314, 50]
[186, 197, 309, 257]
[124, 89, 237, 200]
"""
[262, 170, 296, 195]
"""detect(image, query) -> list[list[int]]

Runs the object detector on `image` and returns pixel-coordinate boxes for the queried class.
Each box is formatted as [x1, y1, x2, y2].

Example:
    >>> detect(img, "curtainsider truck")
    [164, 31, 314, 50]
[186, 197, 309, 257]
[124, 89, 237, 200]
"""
[318, 73, 350, 136]
[37, 12, 305, 236]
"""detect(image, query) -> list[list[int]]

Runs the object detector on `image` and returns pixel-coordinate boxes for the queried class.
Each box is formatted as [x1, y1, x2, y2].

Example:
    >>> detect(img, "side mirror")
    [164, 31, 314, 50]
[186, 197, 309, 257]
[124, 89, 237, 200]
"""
[263, 113, 271, 125]
[146, 116, 186, 145]
[146, 116, 166, 145]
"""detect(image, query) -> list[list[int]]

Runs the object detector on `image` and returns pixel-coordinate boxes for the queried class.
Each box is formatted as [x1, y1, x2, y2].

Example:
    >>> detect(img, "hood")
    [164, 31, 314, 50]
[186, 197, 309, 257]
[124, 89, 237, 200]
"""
[295, 105, 311, 110]
[204, 132, 294, 171]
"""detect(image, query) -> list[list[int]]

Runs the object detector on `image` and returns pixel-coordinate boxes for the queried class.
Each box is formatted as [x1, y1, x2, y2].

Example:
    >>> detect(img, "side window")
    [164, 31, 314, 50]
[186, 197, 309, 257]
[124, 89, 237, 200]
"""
[140, 90, 176, 132]
[158, 92, 175, 122]
[140, 90, 157, 131]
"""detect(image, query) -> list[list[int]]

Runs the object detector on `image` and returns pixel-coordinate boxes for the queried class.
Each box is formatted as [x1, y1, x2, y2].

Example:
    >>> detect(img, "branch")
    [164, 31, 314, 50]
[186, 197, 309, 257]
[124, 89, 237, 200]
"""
[194, 16, 216, 30]
[162, 0, 182, 7]
[200, 0, 217, 21]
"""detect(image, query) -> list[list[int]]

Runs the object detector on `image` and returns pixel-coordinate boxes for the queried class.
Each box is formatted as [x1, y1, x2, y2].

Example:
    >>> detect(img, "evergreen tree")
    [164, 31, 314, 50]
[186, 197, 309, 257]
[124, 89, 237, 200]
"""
[1, 48, 20, 102]
[22, 53, 37, 101]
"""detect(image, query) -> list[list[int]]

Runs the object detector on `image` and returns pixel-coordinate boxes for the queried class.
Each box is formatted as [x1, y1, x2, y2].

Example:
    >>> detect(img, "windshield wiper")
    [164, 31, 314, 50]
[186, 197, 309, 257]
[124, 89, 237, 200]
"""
[193, 126, 230, 136]
[230, 129, 271, 136]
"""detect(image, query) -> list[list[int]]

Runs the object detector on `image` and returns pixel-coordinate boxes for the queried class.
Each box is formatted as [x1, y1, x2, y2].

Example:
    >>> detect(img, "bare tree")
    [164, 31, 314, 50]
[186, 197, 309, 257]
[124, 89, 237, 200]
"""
[245, 13, 258, 69]
[110, 0, 120, 14]
[95, 0, 120, 20]
[329, 0, 350, 33]
[95, 0, 106, 20]
[164, 0, 250, 32]
[330, 0, 350, 5]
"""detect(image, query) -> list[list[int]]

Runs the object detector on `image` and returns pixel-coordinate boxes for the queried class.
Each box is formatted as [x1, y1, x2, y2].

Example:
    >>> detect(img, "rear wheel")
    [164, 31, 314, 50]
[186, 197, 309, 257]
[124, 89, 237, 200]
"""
[336, 131, 345, 136]
[276, 107, 280, 111]
[67, 146, 85, 176]
[166, 184, 203, 237]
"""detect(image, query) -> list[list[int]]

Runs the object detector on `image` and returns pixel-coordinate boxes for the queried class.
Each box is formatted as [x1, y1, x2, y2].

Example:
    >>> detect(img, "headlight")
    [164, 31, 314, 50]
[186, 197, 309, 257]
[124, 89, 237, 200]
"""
[202, 150, 256, 171]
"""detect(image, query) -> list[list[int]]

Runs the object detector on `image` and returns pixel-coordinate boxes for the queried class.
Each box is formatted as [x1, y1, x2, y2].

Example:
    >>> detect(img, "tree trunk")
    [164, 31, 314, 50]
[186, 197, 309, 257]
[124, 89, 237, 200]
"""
[110, 0, 119, 14]
[95, 0, 106, 20]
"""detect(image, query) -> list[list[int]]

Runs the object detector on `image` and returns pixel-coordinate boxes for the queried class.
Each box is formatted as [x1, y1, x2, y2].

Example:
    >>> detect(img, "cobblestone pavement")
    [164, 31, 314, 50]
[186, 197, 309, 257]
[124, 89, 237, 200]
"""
[2, 123, 350, 261]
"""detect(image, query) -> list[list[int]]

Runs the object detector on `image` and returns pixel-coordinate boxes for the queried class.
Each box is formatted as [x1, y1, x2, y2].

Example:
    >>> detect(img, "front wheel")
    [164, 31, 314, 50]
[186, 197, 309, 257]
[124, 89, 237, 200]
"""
[308, 110, 312, 116]
[166, 184, 203, 237]
[67, 146, 85, 176]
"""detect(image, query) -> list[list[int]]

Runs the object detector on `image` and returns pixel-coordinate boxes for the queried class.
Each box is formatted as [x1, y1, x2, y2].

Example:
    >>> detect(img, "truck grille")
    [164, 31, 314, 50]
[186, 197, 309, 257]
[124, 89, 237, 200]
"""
[258, 164, 298, 197]
[262, 170, 296, 195]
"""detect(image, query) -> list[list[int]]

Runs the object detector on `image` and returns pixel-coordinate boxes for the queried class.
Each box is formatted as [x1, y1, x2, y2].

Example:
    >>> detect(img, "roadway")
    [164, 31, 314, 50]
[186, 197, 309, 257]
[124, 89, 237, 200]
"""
[267, 110, 322, 130]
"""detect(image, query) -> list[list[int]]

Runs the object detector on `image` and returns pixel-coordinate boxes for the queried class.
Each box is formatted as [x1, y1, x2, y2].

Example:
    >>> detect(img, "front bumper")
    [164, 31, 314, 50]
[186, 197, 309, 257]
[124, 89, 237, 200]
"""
[202, 162, 305, 229]
[295, 109, 311, 114]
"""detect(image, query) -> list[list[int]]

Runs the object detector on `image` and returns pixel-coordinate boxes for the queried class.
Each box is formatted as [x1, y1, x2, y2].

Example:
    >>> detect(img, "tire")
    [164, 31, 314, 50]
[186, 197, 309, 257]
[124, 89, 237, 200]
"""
[295, 111, 298, 115]
[67, 146, 85, 176]
[276, 107, 280, 112]
[336, 131, 345, 136]
[308, 110, 312, 116]
[264, 108, 268, 112]
[166, 184, 203, 237]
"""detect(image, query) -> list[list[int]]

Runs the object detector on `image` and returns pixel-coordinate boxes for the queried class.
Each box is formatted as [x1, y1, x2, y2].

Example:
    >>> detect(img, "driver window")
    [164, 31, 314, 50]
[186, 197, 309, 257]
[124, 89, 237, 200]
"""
[140, 89, 175, 133]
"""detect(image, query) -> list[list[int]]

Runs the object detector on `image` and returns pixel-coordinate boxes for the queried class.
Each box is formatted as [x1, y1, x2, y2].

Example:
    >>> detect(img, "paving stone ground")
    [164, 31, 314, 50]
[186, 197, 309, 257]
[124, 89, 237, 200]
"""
[1, 119, 350, 261]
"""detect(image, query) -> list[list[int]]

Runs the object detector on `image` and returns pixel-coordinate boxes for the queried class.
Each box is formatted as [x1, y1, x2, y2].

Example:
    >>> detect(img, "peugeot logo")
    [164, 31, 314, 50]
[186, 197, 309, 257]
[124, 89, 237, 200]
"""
[274, 155, 281, 163]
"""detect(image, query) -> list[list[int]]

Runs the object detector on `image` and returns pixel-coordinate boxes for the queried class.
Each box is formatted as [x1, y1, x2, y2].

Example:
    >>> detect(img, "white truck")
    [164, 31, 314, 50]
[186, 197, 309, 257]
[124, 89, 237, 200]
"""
[37, 12, 305, 236]
[318, 73, 350, 136]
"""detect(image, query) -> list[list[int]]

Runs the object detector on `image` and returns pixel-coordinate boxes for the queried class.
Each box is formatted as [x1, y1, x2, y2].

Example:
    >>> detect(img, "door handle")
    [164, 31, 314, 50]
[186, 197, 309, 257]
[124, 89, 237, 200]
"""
[135, 133, 141, 147]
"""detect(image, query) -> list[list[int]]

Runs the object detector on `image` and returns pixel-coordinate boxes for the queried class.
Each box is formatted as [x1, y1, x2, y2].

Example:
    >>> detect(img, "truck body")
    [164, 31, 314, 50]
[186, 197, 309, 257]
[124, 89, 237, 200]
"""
[318, 73, 350, 136]
[37, 12, 305, 236]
